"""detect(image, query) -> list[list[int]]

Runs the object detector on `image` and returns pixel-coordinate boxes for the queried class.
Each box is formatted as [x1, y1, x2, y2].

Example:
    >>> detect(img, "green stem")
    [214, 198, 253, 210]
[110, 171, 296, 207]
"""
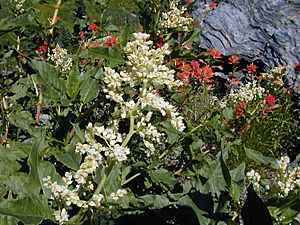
[121, 111, 135, 148]
[122, 172, 141, 186]
[49, 0, 62, 35]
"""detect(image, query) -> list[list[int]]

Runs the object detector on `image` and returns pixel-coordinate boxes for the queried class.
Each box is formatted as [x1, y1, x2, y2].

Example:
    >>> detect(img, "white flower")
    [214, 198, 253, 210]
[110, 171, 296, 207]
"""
[228, 80, 265, 104]
[160, 0, 193, 32]
[53, 208, 69, 224]
[48, 44, 73, 72]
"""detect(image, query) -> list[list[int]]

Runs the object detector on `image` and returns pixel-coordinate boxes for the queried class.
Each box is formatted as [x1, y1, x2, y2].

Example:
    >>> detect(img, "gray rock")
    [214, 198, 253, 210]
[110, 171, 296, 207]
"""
[193, 0, 300, 68]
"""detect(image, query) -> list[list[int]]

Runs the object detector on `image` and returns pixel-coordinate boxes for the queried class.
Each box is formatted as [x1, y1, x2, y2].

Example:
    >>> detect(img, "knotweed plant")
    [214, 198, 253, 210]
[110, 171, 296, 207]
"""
[160, 0, 194, 32]
[43, 32, 185, 224]
[246, 156, 300, 198]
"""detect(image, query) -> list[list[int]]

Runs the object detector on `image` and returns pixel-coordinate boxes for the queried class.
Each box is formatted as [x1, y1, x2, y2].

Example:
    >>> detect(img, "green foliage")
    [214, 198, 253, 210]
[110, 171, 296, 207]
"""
[0, 0, 299, 224]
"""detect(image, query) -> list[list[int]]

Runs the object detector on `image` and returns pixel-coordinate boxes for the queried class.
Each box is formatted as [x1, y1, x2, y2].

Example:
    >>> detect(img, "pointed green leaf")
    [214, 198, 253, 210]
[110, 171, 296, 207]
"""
[67, 66, 82, 98]
[79, 77, 99, 104]
[150, 168, 177, 190]
[31, 60, 67, 102]
[220, 152, 231, 188]
[0, 195, 53, 224]
[245, 147, 277, 168]
[177, 195, 210, 225]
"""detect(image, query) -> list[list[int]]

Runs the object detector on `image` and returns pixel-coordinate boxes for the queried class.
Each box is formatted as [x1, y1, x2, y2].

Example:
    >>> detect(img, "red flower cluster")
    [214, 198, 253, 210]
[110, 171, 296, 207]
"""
[235, 102, 247, 119]
[209, 2, 218, 10]
[247, 63, 257, 73]
[89, 22, 98, 33]
[206, 48, 222, 59]
[229, 55, 239, 64]
[105, 35, 120, 48]
[264, 95, 275, 107]
[295, 62, 300, 74]
[176, 60, 214, 87]
[262, 94, 276, 116]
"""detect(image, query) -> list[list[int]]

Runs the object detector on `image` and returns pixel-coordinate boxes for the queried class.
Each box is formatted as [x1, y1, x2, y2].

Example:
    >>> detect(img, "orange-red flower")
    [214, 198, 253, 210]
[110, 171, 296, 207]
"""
[206, 48, 222, 59]
[229, 55, 240, 64]
[105, 35, 120, 48]
[295, 62, 300, 74]
[89, 22, 98, 33]
[235, 102, 247, 119]
[264, 95, 275, 107]
[209, 2, 218, 10]
[247, 63, 257, 73]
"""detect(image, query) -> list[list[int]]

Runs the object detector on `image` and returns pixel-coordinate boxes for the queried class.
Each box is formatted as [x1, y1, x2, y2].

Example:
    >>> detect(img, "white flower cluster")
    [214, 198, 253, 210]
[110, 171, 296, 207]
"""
[276, 156, 300, 197]
[53, 208, 69, 225]
[261, 66, 288, 87]
[48, 44, 73, 72]
[160, 0, 193, 31]
[103, 32, 185, 155]
[228, 80, 265, 104]
[246, 169, 261, 191]
[246, 156, 300, 198]
[136, 111, 165, 156]
[12, 0, 25, 14]
[108, 189, 127, 202]
[77, 123, 130, 163]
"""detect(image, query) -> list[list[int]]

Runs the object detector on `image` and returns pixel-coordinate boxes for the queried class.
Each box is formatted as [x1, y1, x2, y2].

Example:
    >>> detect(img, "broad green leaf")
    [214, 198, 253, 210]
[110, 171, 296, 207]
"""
[150, 168, 177, 190]
[230, 182, 241, 203]
[31, 60, 67, 102]
[55, 144, 81, 170]
[245, 147, 277, 168]
[0, 146, 24, 176]
[199, 159, 227, 195]
[0, 215, 20, 225]
[177, 195, 210, 225]
[72, 123, 85, 143]
[8, 111, 35, 134]
[89, 46, 125, 67]
[9, 83, 28, 101]
[0, 195, 53, 224]
[38, 161, 63, 198]
[120, 20, 131, 47]
[222, 107, 234, 121]
[24, 132, 47, 194]
[104, 163, 121, 195]
[160, 121, 183, 144]
[140, 194, 170, 209]
[79, 77, 99, 104]
[67, 66, 82, 98]
[220, 152, 231, 188]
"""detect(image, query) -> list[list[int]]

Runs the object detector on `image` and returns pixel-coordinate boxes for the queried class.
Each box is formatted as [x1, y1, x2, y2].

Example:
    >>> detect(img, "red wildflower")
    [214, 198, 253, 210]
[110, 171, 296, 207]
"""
[179, 87, 185, 93]
[105, 35, 120, 48]
[206, 48, 222, 59]
[230, 77, 241, 85]
[235, 102, 247, 119]
[198, 65, 214, 83]
[176, 71, 190, 84]
[89, 22, 98, 33]
[247, 63, 257, 73]
[190, 60, 200, 70]
[262, 108, 273, 116]
[264, 95, 275, 108]
[155, 35, 164, 49]
[80, 33, 86, 40]
[208, 2, 218, 10]
[38, 45, 47, 52]
[295, 62, 300, 74]
[93, 42, 102, 47]
[229, 55, 240, 64]
[56, 16, 61, 22]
